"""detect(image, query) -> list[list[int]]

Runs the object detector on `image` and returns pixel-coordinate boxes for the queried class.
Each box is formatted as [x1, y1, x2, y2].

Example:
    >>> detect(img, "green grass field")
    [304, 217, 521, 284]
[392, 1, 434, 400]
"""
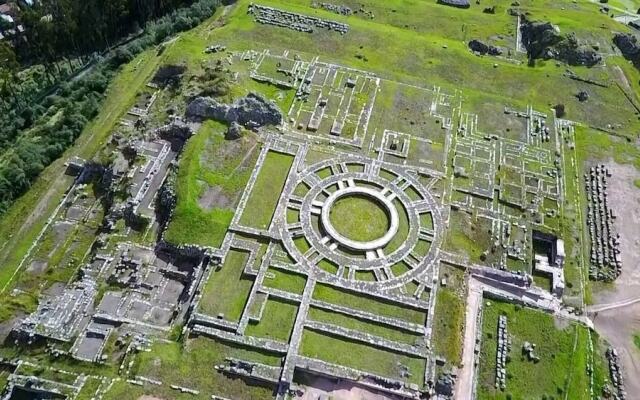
[329, 195, 390, 241]
[263, 267, 308, 294]
[244, 299, 298, 342]
[432, 288, 465, 366]
[300, 329, 426, 386]
[477, 300, 593, 400]
[313, 283, 426, 325]
[122, 338, 278, 400]
[238, 151, 294, 230]
[307, 306, 423, 345]
[199, 249, 253, 320]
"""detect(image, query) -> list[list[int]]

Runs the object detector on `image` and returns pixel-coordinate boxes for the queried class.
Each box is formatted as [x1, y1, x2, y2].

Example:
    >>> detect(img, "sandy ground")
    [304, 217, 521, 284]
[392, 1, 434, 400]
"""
[454, 278, 481, 400]
[295, 377, 402, 400]
[588, 161, 640, 399]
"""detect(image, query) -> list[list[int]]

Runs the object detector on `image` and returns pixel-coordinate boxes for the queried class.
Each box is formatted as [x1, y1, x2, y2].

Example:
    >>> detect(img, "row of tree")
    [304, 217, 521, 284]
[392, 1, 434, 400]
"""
[0, 0, 223, 214]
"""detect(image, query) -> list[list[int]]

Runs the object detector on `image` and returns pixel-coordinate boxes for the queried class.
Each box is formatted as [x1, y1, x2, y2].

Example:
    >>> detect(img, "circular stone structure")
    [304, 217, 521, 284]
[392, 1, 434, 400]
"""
[321, 186, 399, 251]
[278, 155, 444, 289]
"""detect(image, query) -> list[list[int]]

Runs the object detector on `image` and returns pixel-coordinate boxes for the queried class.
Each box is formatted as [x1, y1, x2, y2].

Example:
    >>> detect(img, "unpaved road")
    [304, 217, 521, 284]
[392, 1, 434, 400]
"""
[455, 278, 482, 400]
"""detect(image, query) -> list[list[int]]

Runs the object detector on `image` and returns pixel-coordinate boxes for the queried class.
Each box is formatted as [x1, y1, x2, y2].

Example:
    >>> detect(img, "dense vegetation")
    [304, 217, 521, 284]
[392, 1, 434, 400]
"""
[0, 0, 223, 214]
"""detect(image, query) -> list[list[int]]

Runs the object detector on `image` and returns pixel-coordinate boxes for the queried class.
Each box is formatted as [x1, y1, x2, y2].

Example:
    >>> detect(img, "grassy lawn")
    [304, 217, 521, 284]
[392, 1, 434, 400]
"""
[307, 306, 423, 345]
[300, 330, 426, 386]
[123, 338, 278, 400]
[432, 288, 465, 366]
[238, 151, 294, 230]
[164, 121, 258, 248]
[313, 283, 426, 325]
[329, 194, 390, 241]
[263, 267, 307, 295]
[244, 299, 298, 342]
[477, 300, 592, 400]
[199, 249, 253, 321]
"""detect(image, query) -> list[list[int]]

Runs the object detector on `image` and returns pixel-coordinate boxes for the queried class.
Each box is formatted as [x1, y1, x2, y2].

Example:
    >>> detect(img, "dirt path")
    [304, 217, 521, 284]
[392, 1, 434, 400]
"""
[455, 278, 482, 400]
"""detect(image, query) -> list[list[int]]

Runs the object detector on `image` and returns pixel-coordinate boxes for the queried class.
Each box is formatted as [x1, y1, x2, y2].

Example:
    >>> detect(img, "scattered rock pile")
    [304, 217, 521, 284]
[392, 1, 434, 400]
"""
[522, 341, 540, 363]
[435, 373, 456, 397]
[248, 3, 349, 34]
[156, 120, 193, 150]
[585, 165, 622, 281]
[313, 2, 353, 15]
[468, 39, 502, 56]
[606, 348, 626, 399]
[576, 90, 589, 102]
[495, 315, 510, 390]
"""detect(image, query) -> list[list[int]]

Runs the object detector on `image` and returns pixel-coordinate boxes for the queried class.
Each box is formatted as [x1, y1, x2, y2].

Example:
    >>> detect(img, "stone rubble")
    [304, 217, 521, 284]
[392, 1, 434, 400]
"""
[606, 347, 626, 400]
[495, 315, 510, 391]
[585, 165, 622, 281]
[248, 3, 349, 34]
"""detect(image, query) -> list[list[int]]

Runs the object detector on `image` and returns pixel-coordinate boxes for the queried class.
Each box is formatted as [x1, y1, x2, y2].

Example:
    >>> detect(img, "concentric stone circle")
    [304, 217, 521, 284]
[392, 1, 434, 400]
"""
[278, 155, 443, 289]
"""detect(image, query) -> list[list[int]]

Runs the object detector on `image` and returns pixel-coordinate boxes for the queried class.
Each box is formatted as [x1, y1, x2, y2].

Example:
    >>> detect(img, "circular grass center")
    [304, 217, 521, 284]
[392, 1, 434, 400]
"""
[328, 194, 390, 242]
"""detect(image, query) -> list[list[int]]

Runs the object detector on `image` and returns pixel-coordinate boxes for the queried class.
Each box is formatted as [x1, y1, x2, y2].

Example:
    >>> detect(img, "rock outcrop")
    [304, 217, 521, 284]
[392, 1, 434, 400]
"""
[186, 93, 283, 128]
[156, 121, 193, 150]
[520, 19, 601, 66]
[613, 32, 640, 66]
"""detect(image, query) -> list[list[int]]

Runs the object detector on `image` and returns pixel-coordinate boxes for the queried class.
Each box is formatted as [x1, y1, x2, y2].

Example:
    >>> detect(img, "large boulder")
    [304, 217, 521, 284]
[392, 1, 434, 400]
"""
[233, 93, 283, 127]
[468, 39, 503, 56]
[156, 120, 194, 150]
[613, 32, 640, 65]
[186, 93, 283, 128]
[185, 97, 230, 121]
[554, 34, 601, 66]
[225, 121, 243, 140]
[521, 20, 563, 59]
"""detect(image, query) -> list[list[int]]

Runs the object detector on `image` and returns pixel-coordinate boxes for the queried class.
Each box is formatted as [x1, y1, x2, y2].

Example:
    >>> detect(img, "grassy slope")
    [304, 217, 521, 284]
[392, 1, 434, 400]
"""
[164, 120, 258, 247]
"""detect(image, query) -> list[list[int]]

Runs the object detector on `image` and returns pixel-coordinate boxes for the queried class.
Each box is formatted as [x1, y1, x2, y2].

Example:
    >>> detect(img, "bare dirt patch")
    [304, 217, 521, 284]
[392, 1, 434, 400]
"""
[197, 184, 233, 210]
[295, 376, 402, 400]
[26, 260, 48, 274]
